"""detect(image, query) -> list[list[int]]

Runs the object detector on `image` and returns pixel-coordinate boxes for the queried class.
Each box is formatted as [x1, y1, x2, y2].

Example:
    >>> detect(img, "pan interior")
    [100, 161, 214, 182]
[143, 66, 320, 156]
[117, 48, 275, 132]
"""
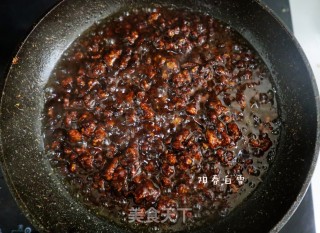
[42, 5, 281, 232]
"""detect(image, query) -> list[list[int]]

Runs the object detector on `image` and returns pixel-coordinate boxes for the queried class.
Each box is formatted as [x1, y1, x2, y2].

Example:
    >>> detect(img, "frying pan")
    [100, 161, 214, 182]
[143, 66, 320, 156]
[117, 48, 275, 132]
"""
[0, 0, 319, 232]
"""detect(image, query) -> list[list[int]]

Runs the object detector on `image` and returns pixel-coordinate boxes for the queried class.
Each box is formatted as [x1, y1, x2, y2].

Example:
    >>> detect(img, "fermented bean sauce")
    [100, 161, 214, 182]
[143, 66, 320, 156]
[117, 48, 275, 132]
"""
[44, 6, 280, 232]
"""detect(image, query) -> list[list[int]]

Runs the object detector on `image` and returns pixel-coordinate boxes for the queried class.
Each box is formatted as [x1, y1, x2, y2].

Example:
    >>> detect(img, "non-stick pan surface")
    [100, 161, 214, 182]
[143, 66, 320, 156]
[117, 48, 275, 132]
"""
[0, 0, 319, 232]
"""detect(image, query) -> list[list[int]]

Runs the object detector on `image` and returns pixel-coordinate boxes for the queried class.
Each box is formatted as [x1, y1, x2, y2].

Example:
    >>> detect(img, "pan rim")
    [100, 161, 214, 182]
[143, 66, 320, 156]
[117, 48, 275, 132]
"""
[253, 1, 320, 232]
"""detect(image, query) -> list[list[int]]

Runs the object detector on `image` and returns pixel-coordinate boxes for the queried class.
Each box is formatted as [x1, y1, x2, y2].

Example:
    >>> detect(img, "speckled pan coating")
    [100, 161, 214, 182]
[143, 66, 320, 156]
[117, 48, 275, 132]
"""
[0, 0, 319, 232]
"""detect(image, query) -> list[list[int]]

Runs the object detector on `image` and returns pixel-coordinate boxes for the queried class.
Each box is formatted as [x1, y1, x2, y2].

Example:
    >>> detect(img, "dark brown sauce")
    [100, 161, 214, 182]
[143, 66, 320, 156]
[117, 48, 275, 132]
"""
[43, 6, 280, 232]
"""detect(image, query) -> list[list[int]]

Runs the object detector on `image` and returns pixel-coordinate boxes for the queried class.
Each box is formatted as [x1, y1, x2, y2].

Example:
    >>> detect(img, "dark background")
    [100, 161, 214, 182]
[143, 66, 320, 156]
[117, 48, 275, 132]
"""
[0, 0, 316, 232]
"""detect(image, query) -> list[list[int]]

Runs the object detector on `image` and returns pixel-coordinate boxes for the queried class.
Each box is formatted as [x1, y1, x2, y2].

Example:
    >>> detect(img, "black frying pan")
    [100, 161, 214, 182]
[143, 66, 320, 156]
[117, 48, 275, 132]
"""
[0, 0, 319, 232]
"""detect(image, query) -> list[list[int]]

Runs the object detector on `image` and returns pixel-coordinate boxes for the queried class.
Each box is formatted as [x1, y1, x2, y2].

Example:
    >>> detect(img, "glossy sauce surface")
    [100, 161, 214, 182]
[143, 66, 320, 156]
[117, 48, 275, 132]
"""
[44, 6, 280, 232]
